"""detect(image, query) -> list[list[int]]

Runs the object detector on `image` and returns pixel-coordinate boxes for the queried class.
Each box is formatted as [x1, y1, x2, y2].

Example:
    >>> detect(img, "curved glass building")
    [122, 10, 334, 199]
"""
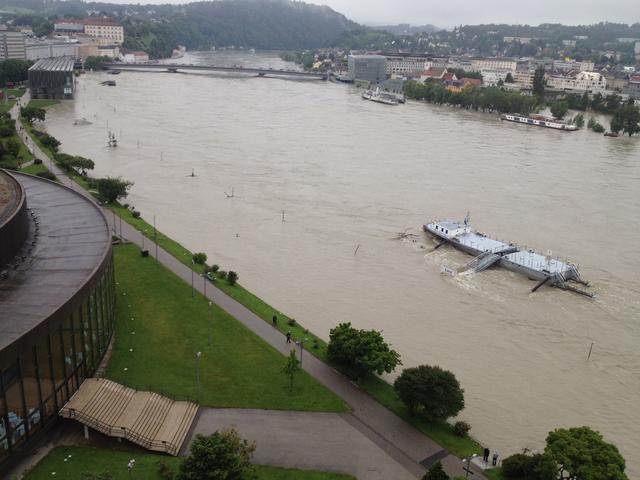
[0, 169, 115, 468]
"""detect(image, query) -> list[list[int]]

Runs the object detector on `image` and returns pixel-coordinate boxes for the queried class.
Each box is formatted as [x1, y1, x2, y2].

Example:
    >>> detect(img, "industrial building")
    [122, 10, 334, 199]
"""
[28, 57, 75, 100]
[0, 169, 115, 470]
[347, 54, 387, 84]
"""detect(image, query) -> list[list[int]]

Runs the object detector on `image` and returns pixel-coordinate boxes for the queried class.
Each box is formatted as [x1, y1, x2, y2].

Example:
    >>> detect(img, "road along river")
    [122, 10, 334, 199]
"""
[44, 51, 640, 473]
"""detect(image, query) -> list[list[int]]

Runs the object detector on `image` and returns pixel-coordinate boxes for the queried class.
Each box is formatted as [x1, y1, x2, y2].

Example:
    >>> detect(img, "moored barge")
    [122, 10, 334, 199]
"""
[423, 214, 593, 297]
[500, 113, 578, 131]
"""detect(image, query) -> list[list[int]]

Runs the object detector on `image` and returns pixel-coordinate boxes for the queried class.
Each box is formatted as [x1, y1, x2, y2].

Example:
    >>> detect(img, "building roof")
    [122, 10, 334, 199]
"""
[29, 56, 75, 72]
[84, 18, 121, 26]
[421, 67, 447, 78]
[0, 172, 110, 352]
[462, 77, 482, 87]
[349, 54, 386, 60]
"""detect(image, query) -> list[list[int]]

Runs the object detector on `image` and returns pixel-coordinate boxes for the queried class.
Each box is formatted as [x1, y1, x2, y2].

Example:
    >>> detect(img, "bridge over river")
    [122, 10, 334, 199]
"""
[102, 62, 328, 80]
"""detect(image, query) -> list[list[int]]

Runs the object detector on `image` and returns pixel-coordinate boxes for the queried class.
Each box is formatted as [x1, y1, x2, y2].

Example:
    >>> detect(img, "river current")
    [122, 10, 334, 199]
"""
[44, 51, 640, 473]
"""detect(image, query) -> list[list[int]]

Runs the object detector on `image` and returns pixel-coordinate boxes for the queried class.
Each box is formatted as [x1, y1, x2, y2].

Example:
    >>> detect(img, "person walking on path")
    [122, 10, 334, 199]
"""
[483, 447, 490, 464]
[286, 331, 291, 343]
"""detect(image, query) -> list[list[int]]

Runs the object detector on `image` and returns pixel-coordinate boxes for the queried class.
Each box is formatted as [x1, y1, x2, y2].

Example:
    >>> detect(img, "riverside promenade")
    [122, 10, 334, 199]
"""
[9, 94, 486, 480]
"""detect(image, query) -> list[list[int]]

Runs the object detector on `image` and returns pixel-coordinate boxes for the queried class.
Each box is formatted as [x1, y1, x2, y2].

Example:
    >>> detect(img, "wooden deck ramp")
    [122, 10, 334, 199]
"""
[59, 378, 199, 455]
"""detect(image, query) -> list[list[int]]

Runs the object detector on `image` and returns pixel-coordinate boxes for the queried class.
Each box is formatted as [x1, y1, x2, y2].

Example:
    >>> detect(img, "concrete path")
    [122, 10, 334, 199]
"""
[9, 93, 485, 480]
[192, 409, 415, 480]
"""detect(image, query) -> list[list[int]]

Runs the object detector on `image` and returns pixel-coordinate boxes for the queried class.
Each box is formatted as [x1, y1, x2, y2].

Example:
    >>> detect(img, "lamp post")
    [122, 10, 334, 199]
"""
[195, 351, 202, 400]
[298, 338, 308, 367]
[127, 459, 135, 480]
[208, 302, 213, 346]
[463, 453, 477, 480]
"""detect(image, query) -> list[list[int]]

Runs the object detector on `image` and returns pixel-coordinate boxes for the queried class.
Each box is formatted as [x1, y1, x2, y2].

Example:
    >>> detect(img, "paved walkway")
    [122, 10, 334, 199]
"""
[9, 94, 485, 480]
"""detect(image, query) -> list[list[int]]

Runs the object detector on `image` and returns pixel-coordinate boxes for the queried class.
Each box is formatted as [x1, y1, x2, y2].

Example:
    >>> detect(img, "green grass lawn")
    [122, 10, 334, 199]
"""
[109, 243, 346, 412]
[20, 162, 55, 179]
[24, 446, 356, 480]
[484, 467, 505, 480]
[0, 100, 14, 113]
[108, 207, 481, 458]
[28, 98, 60, 109]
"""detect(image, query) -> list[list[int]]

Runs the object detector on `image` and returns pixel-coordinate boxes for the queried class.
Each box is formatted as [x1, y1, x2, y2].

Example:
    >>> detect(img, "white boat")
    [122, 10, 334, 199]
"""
[501, 113, 578, 131]
[362, 87, 398, 105]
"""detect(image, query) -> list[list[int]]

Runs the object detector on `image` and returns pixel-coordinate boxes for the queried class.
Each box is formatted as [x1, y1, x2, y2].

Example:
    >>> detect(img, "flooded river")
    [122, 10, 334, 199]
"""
[45, 51, 640, 473]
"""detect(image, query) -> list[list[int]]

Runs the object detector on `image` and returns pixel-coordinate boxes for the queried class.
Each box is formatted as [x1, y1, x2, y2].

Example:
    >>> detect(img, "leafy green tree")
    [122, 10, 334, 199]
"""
[550, 101, 569, 119]
[573, 113, 585, 128]
[423, 461, 449, 480]
[544, 426, 628, 480]
[532, 65, 546, 97]
[39, 133, 60, 152]
[96, 177, 134, 203]
[227, 270, 238, 285]
[0, 59, 33, 85]
[580, 91, 590, 110]
[327, 323, 401, 379]
[192, 252, 207, 265]
[4, 138, 20, 157]
[611, 99, 640, 136]
[83, 56, 112, 70]
[281, 349, 301, 392]
[393, 365, 464, 421]
[176, 430, 256, 480]
[20, 106, 46, 124]
[505, 72, 514, 83]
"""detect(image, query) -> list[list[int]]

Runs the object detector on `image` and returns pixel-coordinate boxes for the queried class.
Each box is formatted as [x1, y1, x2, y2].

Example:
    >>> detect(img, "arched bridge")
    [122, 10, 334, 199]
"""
[102, 63, 327, 80]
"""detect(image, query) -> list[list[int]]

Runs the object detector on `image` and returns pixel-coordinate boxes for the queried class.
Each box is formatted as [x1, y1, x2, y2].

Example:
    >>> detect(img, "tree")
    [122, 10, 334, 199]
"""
[227, 270, 238, 285]
[83, 56, 112, 71]
[550, 101, 568, 119]
[580, 91, 590, 110]
[192, 252, 207, 265]
[573, 113, 585, 128]
[96, 177, 134, 203]
[423, 461, 449, 480]
[176, 430, 255, 480]
[327, 323, 401, 379]
[544, 427, 627, 480]
[532, 65, 546, 98]
[505, 72, 514, 83]
[393, 365, 464, 421]
[281, 349, 300, 392]
[20, 105, 46, 124]
[611, 99, 640, 136]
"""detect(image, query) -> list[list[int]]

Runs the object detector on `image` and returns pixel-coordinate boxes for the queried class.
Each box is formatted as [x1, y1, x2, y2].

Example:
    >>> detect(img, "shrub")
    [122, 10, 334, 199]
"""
[287, 318, 297, 327]
[227, 270, 238, 285]
[193, 252, 208, 265]
[39, 133, 61, 152]
[0, 124, 15, 137]
[131, 210, 141, 218]
[211, 264, 220, 273]
[393, 365, 464, 421]
[218, 270, 227, 279]
[33, 158, 42, 165]
[453, 421, 471, 437]
[422, 461, 449, 480]
[176, 430, 255, 480]
[157, 461, 174, 480]
[123, 203, 130, 209]
[36, 170, 56, 180]
[592, 122, 605, 133]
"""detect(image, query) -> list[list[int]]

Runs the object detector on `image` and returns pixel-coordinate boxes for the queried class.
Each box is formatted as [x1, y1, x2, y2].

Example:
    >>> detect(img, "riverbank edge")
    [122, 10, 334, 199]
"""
[18, 99, 485, 460]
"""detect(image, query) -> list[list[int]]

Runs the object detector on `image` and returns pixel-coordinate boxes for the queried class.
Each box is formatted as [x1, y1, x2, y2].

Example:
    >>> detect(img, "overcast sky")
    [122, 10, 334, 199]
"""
[104, 0, 640, 28]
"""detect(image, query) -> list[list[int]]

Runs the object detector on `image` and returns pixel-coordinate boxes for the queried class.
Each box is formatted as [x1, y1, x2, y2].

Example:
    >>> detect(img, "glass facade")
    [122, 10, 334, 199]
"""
[0, 253, 115, 466]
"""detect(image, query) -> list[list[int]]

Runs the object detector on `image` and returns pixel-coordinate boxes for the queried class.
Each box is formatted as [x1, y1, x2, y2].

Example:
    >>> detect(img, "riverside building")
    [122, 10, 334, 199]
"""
[0, 169, 115, 470]
[347, 54, 387, 84]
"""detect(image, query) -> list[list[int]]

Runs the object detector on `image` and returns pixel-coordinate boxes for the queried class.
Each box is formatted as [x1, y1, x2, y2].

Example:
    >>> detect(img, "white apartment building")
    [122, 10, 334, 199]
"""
[471, 57, 517, 72]
[552, 60, 595, 72]
[0, 31, 26, 60]
[26, 41, 78, 61]
[514, 70, 534, 89]
[547, 71, 607, 93]
[481, 69, 509, 86]
[385, 55, 448, 75]
[503, 36, 532, 44]
[84, 19, 124, 45]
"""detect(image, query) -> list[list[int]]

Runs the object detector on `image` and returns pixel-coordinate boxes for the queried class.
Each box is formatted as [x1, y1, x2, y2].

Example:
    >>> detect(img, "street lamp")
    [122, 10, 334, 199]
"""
[208, 302, 213, 346]
[298, 338, 308, 367]
[196, 352, 202, 398]
[462, 453, 477, 480]
[127, 459, 135, 480]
